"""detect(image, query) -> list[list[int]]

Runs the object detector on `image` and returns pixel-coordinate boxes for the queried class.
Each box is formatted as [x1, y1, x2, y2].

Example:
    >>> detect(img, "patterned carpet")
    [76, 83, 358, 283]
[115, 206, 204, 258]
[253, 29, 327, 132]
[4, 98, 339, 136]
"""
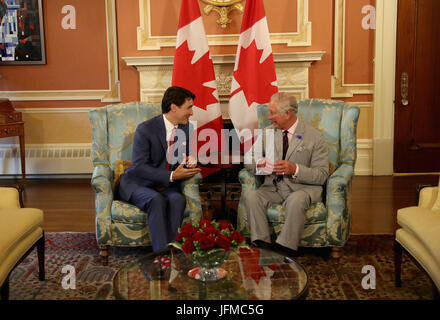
[8, 232, 435, 300]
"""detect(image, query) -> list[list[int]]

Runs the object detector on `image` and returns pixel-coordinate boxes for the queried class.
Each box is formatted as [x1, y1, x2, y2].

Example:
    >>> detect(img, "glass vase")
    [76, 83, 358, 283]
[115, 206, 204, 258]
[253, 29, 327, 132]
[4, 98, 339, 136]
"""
[189, 249, 230, 282]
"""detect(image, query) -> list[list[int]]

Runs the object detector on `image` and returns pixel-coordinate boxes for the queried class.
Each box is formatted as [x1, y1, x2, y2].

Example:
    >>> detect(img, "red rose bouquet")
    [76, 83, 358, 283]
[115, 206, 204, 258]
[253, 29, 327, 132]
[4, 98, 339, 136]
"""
[170, 219, 249, 256]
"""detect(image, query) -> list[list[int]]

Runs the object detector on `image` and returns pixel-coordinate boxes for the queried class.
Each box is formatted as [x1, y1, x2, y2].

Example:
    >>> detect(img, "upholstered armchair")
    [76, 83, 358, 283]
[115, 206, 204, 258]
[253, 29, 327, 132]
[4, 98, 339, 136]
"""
[89, 102, 203, 265]
[0, 185, 45, 300]
[237, 99, 360, 258]
[394, 181, 440, 299]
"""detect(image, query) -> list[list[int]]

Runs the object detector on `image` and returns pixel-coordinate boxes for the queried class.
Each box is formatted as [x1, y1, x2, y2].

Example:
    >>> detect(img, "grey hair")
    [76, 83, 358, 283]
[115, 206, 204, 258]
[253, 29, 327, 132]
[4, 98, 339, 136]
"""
[270, 92, 298, 115]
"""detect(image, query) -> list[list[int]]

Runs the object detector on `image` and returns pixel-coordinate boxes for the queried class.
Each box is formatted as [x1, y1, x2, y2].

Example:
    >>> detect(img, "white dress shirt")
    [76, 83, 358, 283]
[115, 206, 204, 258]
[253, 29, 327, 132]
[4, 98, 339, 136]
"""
[255, 118, 300, 177]
[163, 115, 178, 182]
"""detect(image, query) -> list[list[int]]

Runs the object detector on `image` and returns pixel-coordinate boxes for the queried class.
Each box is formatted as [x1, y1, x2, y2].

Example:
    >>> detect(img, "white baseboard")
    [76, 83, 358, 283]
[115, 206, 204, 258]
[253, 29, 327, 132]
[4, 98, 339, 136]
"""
[0, 140, 374, 177]
[355, 139, 373, 175]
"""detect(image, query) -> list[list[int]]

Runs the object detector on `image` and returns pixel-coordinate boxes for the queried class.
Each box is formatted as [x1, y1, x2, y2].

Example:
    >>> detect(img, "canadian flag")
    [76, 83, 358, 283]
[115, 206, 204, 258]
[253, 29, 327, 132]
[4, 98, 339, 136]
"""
[172, 0, 223, 176]
[229, 0, 278, 140]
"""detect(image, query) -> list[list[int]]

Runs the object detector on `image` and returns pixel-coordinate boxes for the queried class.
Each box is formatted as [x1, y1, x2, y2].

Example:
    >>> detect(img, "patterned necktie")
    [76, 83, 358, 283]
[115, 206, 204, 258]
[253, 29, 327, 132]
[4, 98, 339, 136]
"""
[276, 130, 289, 182]
[167, 127, 177, 171]
[282, 130, 289, 160]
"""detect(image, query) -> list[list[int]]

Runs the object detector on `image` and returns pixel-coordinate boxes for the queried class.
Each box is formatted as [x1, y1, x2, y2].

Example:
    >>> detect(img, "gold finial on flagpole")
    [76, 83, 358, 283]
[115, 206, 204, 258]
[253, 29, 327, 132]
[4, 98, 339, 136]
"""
[200, 0, 244, 29]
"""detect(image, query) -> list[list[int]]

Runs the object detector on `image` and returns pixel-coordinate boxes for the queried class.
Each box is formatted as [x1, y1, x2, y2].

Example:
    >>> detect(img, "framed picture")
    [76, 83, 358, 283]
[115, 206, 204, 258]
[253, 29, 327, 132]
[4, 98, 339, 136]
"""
[0, 0, 46, 65]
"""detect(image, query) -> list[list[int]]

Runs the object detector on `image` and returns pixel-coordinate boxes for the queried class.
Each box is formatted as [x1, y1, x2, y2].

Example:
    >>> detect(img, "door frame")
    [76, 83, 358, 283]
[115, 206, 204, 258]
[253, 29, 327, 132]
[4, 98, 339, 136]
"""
[373, 0, 398, 175]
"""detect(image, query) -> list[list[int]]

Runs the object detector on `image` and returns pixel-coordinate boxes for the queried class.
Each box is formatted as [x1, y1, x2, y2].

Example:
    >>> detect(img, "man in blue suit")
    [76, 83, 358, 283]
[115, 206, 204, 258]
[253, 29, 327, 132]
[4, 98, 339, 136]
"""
[119, 86, 201, 252]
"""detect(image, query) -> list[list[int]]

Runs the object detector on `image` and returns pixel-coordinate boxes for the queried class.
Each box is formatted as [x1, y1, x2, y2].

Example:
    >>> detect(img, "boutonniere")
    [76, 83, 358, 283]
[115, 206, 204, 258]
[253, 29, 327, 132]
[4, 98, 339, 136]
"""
[296, 135, 302, 140]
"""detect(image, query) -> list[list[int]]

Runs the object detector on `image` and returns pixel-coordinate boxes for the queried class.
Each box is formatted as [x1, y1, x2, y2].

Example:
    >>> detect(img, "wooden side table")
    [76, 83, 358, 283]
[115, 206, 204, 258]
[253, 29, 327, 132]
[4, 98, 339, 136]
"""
[199, 152, 243, 227]
[0, 100, 26, 185]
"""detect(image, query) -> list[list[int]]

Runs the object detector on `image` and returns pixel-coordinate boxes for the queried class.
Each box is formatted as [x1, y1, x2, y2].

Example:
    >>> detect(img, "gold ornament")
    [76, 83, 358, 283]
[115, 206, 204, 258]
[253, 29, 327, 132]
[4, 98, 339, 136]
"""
[200, 0, 244, 29]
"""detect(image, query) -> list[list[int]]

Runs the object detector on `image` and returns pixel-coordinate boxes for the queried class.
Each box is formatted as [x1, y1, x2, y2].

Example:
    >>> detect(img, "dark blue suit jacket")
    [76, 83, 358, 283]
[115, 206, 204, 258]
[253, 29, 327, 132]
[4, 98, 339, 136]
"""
[119, 114, 192, 202]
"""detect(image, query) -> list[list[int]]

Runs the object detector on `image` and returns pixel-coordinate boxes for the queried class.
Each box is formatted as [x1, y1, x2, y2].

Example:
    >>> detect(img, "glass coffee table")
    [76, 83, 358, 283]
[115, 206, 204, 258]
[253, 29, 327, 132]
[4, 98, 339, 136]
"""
[113, 247, 309, 300]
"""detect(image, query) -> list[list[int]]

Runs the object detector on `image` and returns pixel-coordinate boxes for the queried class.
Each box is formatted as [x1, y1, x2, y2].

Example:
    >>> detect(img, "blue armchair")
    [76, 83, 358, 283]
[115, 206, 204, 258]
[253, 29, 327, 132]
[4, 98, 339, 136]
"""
[89, 102, 203, 265]
[237, 99, 360, 258]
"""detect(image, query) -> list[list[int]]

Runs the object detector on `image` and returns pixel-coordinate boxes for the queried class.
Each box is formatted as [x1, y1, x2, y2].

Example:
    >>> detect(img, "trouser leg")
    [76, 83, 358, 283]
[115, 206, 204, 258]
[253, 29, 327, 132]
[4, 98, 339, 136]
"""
[160, 188, 186, 243]
[130, 187, 168, 252]
[276, 190, 311, 251]
[244, 187, 283, 243]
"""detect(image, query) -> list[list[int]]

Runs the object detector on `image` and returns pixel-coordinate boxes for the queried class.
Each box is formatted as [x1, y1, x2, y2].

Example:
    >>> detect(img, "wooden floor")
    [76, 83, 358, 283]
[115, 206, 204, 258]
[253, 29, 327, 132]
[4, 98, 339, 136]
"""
[2, 174, 438, 234]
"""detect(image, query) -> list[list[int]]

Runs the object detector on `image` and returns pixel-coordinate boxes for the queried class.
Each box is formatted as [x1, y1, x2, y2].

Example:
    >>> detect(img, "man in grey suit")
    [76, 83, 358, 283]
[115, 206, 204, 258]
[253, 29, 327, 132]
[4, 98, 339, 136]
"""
[244, 92, 329, 255]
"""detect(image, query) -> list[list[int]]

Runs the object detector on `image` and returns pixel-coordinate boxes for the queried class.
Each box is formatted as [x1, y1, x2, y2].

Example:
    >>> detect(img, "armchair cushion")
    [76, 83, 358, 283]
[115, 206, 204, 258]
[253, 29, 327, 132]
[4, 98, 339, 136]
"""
[0, 208, 43, 263]
[114, 160, 132, 189]
[397, 206, 440, 266]
[396, 228, 440, 291]
[111, 201, 146, 226]
[0, 208, 43, 285]
[267, 202, 327, 225]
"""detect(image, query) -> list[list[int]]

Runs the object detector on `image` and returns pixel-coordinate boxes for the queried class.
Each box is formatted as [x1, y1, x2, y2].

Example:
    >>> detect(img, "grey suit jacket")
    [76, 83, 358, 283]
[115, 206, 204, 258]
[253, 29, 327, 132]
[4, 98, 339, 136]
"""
[245, 120, 329, 203]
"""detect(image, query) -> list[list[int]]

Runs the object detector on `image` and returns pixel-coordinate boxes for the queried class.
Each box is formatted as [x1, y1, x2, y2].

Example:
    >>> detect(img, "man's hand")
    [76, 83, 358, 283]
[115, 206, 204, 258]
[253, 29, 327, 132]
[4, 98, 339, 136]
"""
[184, 155, 197, 169]
[273, 160, 296, 175]
[172, 162, 201, 180]
[256, 158, 274, 175]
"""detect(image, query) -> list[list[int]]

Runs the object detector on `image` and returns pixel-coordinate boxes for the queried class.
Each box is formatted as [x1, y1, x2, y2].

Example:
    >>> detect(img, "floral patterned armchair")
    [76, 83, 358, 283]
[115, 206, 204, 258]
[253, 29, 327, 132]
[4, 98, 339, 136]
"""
[237, 99, 360, 258]
[89, 102, 203, 265]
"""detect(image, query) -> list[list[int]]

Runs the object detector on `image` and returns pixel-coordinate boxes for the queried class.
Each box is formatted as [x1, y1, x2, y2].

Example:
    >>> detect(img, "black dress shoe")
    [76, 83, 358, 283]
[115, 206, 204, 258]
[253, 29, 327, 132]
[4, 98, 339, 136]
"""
[252, 240, 272, 249]
[273, 243, 300, 257]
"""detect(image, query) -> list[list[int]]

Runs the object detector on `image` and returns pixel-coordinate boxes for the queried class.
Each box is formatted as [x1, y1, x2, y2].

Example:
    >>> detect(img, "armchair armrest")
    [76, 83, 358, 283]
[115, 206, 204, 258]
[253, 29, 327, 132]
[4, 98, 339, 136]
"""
[91, 164, 113, 194]
[181, 172, 203, 224]
[91, 164, 114, 245]
[0, 184, 23, 209]
[237, 168, 264, 236]
[325, 164, 354, 246]
[418, 185, 439, 209]
[238, 168, 263, 192]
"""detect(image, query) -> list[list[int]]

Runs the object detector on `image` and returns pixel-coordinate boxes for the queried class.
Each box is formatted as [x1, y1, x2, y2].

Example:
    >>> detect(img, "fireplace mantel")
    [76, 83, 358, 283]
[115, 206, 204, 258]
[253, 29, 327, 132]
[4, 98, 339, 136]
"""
[123, 51, 325, 119]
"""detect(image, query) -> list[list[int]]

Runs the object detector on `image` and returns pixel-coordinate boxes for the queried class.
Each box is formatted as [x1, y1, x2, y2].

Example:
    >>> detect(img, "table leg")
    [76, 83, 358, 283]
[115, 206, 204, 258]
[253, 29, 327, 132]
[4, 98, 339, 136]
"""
[19, 133, 26, 185]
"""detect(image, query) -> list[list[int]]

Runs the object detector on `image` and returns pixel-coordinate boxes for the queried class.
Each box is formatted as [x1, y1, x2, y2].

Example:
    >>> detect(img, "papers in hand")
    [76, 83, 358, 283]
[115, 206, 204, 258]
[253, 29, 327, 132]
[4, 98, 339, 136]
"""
[185, 155, 197, 168]
[255, 158, 274, 175]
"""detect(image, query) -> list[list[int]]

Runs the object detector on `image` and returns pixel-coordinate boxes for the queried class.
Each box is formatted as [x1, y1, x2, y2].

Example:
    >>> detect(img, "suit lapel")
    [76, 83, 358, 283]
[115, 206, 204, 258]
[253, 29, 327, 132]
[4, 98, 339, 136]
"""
[285, 120, 305, 161]
[156, 115, 167, 153]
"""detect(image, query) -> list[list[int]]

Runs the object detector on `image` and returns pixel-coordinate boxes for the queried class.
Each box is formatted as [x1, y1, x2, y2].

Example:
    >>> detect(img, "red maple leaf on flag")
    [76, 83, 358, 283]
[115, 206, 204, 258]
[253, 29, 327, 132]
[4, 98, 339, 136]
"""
[173, 41, 219, 111]
[232, 40, 278, 107]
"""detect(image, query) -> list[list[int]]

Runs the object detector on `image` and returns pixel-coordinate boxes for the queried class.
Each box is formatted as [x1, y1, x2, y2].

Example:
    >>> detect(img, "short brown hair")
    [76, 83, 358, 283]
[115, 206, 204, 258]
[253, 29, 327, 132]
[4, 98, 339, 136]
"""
[162, 86, 196, 113]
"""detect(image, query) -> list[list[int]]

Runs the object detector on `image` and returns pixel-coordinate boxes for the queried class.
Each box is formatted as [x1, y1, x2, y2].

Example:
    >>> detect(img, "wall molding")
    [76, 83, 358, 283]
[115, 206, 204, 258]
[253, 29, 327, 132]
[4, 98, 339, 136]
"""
[0, 0, 120, 102]
[347, 101, 373, 108]
[15, 108, 93, 114]
[331, 0, 374, 98]
[124, 52, 325, 112]
[355, 139, 373, 175]
[137, 0, 311, 50]
[372, 0, 397, 175]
